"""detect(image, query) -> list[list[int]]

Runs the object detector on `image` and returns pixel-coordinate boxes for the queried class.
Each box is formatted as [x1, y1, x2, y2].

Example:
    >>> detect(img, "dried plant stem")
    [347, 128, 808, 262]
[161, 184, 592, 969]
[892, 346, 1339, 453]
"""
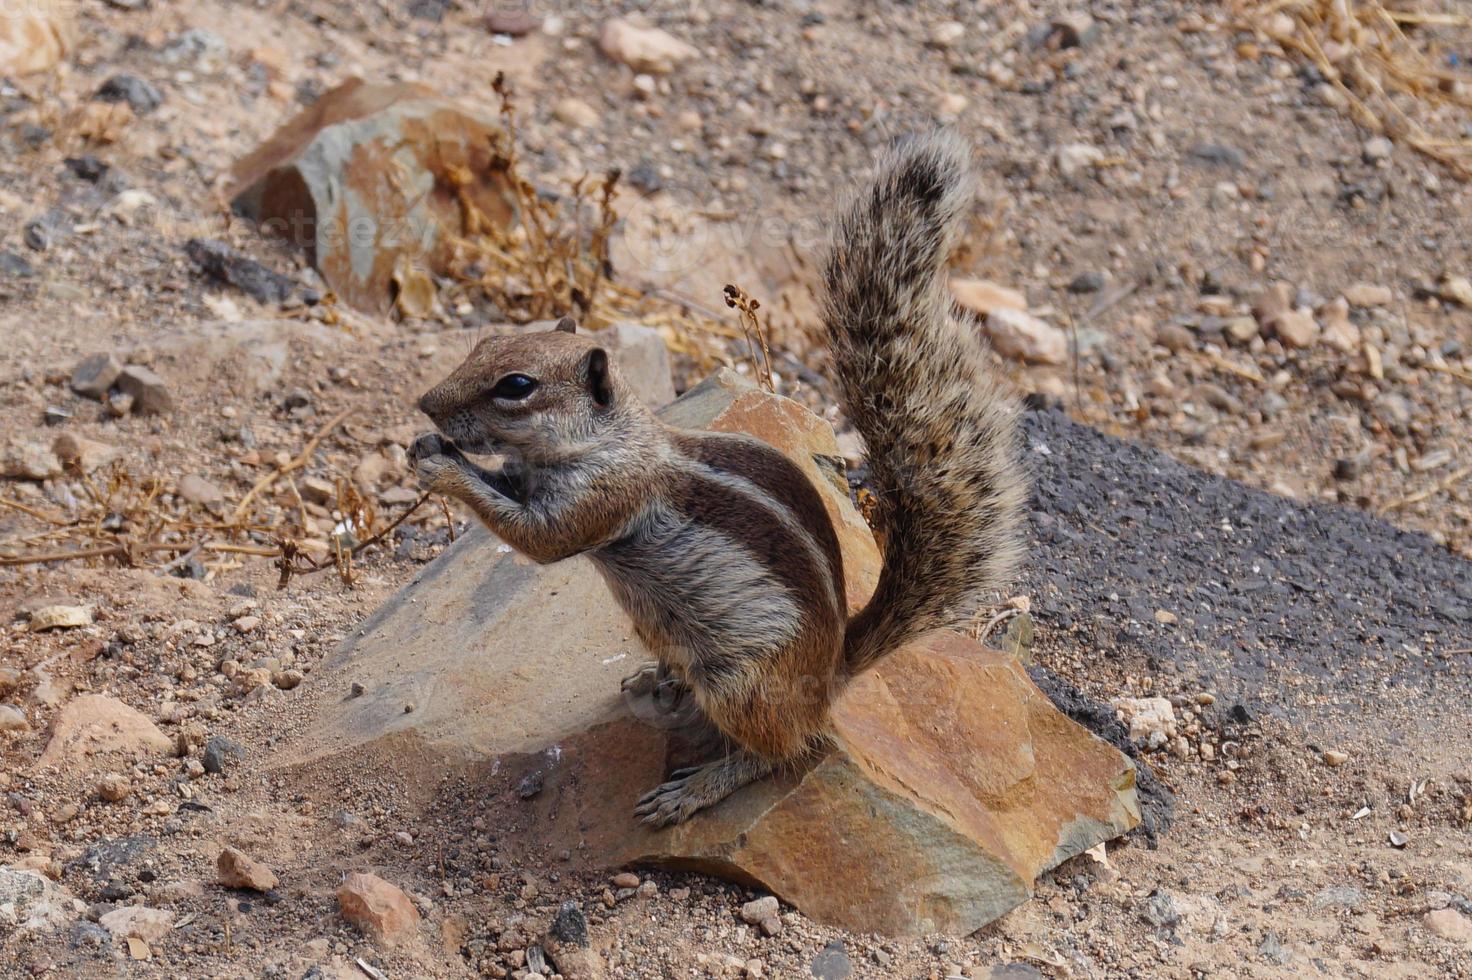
[1382, 464, 1472, 513]
[722, 284, 776, 392]
[0, 497, 72, 525]
[232, 408, 352, 522]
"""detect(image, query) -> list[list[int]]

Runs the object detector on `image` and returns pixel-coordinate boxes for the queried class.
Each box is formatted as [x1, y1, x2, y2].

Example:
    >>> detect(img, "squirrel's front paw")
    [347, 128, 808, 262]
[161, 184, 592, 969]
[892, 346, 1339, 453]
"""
[408, 432, 451, 465]
[409, 433, 460, 490]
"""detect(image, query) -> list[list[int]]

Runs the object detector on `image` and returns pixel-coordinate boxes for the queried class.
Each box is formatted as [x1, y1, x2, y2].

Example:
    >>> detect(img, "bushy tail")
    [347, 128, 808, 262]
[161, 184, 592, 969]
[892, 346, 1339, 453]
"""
[822, 132, 1028, 675]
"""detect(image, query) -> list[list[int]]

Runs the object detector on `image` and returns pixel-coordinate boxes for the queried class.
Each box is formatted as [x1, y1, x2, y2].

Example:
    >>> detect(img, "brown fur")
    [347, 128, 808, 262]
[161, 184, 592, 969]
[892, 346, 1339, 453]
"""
[412, 132, 1026, 826]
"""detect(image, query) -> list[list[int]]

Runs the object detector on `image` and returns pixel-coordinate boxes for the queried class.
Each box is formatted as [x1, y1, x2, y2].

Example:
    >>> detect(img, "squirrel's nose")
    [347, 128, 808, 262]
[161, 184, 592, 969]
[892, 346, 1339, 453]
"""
[417, 388, 442, 421]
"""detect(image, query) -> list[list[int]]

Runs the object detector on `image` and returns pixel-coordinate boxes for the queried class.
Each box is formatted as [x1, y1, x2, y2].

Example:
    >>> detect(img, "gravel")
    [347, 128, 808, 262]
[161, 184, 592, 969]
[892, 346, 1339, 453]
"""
[1021, 407, 1472, 732]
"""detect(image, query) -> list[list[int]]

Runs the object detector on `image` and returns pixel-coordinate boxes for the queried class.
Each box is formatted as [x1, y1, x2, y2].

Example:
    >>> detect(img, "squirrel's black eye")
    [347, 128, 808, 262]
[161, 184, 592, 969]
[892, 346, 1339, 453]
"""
[491, 374, 537, 400]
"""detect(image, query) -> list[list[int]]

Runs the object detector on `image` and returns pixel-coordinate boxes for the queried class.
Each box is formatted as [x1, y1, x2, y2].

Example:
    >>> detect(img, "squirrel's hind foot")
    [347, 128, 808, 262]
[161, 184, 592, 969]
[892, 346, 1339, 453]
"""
[635, 750, 773, 827]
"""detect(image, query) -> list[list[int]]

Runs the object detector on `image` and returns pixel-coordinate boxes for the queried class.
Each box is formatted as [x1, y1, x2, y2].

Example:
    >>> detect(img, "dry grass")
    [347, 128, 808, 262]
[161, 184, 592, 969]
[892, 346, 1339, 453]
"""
[1235, 0, 1472, 178]
[439, 72, 744, 369]
[0, 411, 431, 588]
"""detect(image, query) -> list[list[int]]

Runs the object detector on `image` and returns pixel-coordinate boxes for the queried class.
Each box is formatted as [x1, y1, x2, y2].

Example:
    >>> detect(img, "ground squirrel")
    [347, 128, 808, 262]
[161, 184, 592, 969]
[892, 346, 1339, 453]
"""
[411, 132, 1027, 826]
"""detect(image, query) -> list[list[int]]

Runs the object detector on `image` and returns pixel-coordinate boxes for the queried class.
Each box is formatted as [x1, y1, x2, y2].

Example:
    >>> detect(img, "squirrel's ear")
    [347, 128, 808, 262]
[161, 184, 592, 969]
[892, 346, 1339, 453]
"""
[553, 316, 577, 334]
[583, 348, 613, 408]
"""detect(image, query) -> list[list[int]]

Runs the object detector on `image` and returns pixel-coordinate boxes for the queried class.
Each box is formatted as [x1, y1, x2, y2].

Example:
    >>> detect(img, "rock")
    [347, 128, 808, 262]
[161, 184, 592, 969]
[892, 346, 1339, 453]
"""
[950, 278, 1028, 317]
[553, 98, 600, 129]
[297, 369, 1139, 937]
[70, 353, 122, 399]
[0, 868, 77, 932]
[38, 695, 172, 769]
[202, 736, 247, 774]
[810, 940, 853, 979]
[159, 28, 227, 68]
[300, 476, 337, 505]
[0, 705, 29, 732]
[1424, 908, 1472, 944]
[1440, 274, 1472, 309]
[95, 74, 163, 116]
[928, 21, 965, 48]
[1343, 283, 1393, 308]
[1363, 136, 1394, 163]
[1224, 316, 1259, 345]
[1318, 297, 1359, 353]
[98, 905, 174, 942]
[51, 434, 121, 475]
[0, 667, 20, 696]
[0, 1, 72, 77]
[29, 605, 92, 631]
[2, 442, 61, 480]
[216, 846, 278, 892]
[1112, 697, 1175, 741]
[1270, 309, 1319, 349]
[601, 322, 677, 407]
[935, 91, 969, 117]
[544, 899, 604, 979]
[228, 80, 516, 314]
[985, 308, 1069, 365]
[337, 872, 421, 946]
[0, 250, 36, 278]
[1322, 749, 1349, 767]
[177, 474, 225, 514]
[598, 19, 698, 74]
[1048, 12, 1098, 48]
[740, 896, 779, 924]
[115, 365, 174, 415]
[486, 8, 542, 36]
[96, 774, 132, 802]
[185, 238, 295, 305]
[1067, 271, 1106, 294]
[1056, 143, 1104, 180]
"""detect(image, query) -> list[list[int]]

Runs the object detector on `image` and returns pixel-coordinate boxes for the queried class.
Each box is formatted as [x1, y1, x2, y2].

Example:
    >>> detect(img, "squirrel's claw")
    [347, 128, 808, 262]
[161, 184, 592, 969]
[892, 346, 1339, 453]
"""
[634, 752, 773, 827]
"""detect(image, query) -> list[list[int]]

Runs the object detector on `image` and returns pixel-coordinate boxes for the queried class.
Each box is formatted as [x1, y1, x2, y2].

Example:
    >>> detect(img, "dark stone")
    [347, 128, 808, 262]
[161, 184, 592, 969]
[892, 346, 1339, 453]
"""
[549, 900, 588, 947]
[95, 74, 164, 116]
[202, 735, 247, 774]
[517, 769, 544, 799]
[67, 921, 110, 949]
[627, 161, 663, 194]
[0, 251, 36, 278]
[65, 156, 110, 182]
[73, 836, 156, 878]
[184, 238, 295, 305]
[810, 940, 853, 979]
[1068, 271, 1105, 294]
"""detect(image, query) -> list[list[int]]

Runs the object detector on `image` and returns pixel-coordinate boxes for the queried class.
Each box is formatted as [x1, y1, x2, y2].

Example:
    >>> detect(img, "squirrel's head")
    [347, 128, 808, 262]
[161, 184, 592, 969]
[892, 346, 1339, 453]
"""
[417, 317, 629, 461]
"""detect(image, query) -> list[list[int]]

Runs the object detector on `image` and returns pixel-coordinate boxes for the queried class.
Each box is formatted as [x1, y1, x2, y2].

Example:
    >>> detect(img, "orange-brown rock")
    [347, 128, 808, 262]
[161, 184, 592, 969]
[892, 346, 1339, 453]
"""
[38, 695, 172, 769]
[290, 370, 1139, 936]
[336, 872, 421, 947]
[217, 846, 278, 892]
[228, 79, 517, 314]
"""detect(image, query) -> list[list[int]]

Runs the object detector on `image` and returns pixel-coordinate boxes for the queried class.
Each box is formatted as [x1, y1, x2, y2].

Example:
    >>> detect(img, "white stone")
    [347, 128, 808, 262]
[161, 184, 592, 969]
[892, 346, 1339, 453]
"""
[985, 308, 1068, 365]
[598, 20, 698, 75]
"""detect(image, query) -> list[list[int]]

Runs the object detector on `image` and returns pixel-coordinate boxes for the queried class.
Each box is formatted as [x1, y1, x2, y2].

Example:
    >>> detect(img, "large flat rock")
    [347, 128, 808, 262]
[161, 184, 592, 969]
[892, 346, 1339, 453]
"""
[290, 370, 1138, 936]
